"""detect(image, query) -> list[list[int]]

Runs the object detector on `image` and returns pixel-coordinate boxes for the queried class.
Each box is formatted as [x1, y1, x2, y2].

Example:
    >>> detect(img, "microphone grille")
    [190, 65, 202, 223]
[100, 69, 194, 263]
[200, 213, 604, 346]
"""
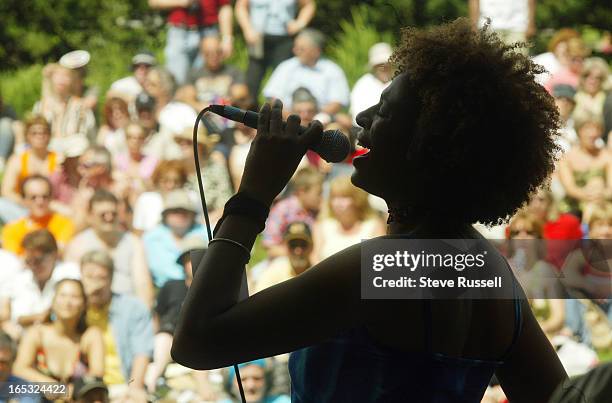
[313, 129, 351, 163]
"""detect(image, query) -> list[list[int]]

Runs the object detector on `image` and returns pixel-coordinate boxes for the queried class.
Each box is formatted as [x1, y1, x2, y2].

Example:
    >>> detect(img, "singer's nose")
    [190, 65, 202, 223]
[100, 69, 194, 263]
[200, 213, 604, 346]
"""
[355, 105, 375, 129]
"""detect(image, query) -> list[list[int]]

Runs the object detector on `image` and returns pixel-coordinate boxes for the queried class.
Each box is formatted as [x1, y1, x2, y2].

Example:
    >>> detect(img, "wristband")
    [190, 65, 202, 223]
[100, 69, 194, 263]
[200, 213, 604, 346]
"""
[213, 192, 270, 236]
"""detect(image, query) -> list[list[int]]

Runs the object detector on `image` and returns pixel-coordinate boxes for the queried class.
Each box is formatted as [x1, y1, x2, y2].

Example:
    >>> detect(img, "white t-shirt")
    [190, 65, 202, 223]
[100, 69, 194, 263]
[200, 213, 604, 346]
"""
[478, 0, 529, 32]
[133, 192, 165, 231]
[2, 262, 80, 321]
[0, 250, 22, 285]
[350, 73, 390, 124]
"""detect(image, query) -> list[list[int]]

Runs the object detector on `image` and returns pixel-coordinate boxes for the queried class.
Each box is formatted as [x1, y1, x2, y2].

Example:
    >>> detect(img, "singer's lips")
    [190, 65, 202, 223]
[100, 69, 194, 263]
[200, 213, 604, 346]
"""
[356, 131, 371, 157]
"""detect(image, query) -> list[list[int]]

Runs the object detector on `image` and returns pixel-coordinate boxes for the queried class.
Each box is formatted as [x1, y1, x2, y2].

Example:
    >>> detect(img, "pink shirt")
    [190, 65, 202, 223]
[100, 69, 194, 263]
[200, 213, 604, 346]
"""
[114, 153, 158, 180]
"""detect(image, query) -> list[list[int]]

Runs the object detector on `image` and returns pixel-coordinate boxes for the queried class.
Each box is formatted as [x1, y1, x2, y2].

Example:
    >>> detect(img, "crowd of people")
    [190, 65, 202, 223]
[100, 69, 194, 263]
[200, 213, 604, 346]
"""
[0, 0, 611, 402]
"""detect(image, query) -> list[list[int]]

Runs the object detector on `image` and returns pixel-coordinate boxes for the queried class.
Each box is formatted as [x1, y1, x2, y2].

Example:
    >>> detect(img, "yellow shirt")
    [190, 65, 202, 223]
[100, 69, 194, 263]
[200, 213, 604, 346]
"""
[87, 305, 126, 385]
[1, 213, 75, 255]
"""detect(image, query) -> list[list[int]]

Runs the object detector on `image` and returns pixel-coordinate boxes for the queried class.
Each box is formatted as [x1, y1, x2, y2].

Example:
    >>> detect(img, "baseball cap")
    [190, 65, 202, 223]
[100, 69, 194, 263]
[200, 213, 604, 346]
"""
[552, 84, 576, 101]
[368, 43, 392, 68]
[132, 51, 157, 66]
[72, 376, 108, 400]
[283, 221, 312, 242]
[135, 92, 156, 111]
[59, 50, 91, 69]
[163, 190, 197, 214]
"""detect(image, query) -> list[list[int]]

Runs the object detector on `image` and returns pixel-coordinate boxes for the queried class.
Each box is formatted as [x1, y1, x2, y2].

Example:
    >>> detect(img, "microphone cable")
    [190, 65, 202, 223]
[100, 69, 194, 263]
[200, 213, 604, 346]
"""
[192, 106, 247, 403]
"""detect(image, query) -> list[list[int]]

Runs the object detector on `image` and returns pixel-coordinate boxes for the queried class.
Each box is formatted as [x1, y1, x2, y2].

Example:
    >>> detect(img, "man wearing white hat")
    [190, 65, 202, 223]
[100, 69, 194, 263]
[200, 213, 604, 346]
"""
[349, 42, 393, 124]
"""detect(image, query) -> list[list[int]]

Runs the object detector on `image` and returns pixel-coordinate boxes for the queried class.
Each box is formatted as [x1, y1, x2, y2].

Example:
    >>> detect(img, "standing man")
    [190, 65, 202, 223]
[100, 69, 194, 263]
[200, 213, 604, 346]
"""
[149, 0, 234, 85]
[235, 0, 316, 102]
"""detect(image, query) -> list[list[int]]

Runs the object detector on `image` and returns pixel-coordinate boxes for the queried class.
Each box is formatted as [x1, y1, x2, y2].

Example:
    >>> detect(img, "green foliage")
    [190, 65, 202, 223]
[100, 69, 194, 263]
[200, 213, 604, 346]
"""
[0, 0, 164, 71]
[327, 5, 394, 88]
[0, 65, 43, 119]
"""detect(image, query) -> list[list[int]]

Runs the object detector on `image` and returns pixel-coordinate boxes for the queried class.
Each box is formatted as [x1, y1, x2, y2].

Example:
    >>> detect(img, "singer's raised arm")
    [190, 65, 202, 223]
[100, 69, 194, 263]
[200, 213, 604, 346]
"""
[170, 100, 363, 368]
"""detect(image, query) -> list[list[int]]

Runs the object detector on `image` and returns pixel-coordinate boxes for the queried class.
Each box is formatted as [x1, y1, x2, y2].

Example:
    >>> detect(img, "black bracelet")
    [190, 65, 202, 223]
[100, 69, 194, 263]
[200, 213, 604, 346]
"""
[213, 192, 270, 236]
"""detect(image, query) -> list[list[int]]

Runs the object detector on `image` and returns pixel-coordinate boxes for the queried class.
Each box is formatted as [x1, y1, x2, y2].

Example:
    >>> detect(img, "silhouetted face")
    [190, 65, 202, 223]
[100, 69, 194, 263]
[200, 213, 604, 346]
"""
[26, 123, 51, 150]
[234, 365, 266, 402]
[23, 178, 52, 218]
[352, 73, 415, 201]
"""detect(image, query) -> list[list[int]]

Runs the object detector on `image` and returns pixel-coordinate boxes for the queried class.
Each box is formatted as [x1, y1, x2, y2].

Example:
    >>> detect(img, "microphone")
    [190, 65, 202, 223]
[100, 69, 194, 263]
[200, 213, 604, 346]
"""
[208, 104, 351, 163]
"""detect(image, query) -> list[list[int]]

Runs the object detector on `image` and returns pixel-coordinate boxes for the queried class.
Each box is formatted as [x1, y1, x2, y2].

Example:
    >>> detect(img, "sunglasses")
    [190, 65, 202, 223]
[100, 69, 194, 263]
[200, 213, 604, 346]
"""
[288, 239, 310, 249]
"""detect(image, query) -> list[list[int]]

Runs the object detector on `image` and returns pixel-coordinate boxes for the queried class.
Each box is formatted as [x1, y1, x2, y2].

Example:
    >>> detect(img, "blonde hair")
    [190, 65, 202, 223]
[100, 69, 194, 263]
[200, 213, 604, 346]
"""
[81, 250, 114, 277]
[326, 175, 373, 221]
[580, 57, 610, 88]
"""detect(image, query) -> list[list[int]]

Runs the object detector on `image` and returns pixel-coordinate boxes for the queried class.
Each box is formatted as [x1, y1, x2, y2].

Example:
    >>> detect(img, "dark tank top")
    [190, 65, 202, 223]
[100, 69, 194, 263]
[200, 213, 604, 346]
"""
[289, 232, 523, 402]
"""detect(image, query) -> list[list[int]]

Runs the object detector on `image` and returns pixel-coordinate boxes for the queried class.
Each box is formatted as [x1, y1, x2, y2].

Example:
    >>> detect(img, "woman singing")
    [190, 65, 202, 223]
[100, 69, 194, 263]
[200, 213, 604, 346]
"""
[172, 19, 567, 402]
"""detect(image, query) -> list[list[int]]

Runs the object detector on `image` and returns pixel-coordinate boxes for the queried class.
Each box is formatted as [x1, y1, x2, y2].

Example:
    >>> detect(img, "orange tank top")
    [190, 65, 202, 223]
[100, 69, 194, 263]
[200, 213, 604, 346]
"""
[16, 150, 58, 191]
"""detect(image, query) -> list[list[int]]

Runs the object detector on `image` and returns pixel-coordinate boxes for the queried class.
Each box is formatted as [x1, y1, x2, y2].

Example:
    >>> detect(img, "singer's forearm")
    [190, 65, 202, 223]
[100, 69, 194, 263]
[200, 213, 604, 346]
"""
[171, 213, 263, 364]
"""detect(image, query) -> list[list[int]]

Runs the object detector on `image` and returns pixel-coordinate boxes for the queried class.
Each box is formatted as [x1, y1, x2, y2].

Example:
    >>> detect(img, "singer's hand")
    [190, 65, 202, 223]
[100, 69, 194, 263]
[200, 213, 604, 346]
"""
[238, 99, 322, 206]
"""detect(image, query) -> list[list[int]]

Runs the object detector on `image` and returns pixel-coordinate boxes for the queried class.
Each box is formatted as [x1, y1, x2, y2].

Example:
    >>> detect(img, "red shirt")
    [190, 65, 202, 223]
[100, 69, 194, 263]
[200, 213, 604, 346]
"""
[167, 0, 229, 27]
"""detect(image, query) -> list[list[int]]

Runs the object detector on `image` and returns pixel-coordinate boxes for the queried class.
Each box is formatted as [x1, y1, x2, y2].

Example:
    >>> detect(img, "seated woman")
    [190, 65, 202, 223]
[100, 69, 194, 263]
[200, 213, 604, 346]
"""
[506, 212, 565, 337]
[312, 175, 385, 262]
[132, 159, 189, 234]
[97, 97, 130, 158]
[558, 116, 612, 222]
[113, 122, 158, 207]
[171, 19, 567, 401]
[0, 116, 59, 223]
[573, 58, 610, 130]
[12, 279, 104, 392]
